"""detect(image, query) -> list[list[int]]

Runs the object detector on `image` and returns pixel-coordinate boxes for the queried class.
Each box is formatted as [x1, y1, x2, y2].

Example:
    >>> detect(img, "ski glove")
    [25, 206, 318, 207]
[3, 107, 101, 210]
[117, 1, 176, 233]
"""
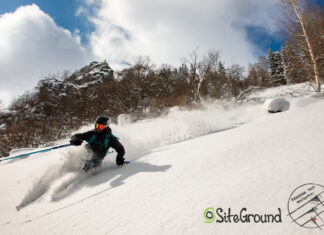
[116, 156, 125, 166]
[70, 138, 83, 146]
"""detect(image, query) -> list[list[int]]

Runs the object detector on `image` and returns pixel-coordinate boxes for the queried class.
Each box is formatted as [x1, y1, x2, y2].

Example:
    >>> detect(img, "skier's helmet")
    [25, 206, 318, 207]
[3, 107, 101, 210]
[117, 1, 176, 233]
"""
[96, 115, 109, 125]
[95, 115, 109, 131]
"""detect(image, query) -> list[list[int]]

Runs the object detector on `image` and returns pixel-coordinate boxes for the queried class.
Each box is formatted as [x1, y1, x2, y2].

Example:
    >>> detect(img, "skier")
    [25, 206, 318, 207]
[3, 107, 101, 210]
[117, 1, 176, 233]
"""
[70, 115, 125, 172]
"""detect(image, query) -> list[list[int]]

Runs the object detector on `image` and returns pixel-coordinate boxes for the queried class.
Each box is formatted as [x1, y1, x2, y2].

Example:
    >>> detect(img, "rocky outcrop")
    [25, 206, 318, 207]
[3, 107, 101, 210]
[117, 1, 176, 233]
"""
[66, 61, 114, 87]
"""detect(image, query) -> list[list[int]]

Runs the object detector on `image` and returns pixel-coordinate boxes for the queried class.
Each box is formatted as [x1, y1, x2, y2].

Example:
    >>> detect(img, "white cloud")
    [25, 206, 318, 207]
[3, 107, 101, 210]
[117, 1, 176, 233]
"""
[88, 0, 280, 69]
[75, 6, 86, 17]
[0, 1, 281, 106]
[0, 4, 91, 106]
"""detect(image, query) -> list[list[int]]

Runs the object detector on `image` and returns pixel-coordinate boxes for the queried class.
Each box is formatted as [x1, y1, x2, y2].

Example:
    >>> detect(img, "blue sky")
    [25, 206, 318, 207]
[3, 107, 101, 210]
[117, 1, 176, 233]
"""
[0, 0, 94, 44]
[0, 0, 287, 53]
[0, 0, 322, 105]
[0, 0, 323, 58]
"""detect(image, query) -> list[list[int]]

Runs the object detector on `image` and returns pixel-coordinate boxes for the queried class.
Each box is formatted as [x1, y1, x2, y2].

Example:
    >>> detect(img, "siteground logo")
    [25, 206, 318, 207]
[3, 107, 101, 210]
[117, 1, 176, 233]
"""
[203, 207, 282, 224]
[204, 207, 216, 223]
[287, 183, 324, 229]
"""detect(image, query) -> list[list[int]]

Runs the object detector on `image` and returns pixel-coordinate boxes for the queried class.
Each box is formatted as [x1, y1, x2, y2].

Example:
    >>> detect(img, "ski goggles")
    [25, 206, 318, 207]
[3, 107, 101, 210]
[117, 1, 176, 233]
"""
[95, 123, 106, 130]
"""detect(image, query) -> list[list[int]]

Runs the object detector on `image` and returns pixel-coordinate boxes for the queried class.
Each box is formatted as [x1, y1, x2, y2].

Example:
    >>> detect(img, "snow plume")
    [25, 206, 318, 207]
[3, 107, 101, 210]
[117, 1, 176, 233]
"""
[17, 147, 90, 209]
[112, 100, 265, 161]
[18, 100, 264, 209]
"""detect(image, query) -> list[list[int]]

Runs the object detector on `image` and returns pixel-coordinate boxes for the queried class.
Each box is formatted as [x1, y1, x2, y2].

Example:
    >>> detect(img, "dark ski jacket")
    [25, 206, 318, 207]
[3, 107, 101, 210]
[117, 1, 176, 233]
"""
[71, 127, 125, 159]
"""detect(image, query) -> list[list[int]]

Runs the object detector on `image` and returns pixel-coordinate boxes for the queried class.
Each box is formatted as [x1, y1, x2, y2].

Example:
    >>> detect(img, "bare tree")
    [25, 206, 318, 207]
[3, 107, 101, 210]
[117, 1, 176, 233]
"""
[228, 64, 245, 98]
[181, 48, 200, 101]
[280, 0, 322, 91]
[198, 50, 220, 97]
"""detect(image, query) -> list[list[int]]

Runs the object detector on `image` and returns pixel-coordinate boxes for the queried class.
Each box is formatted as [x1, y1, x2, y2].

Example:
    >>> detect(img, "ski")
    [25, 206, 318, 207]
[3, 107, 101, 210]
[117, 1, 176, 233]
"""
[80, 160, 130, 174]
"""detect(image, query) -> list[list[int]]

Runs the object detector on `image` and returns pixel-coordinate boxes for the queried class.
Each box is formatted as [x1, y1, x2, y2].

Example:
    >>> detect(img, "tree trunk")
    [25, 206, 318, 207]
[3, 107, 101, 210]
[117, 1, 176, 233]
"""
[290, 0, 321, 92]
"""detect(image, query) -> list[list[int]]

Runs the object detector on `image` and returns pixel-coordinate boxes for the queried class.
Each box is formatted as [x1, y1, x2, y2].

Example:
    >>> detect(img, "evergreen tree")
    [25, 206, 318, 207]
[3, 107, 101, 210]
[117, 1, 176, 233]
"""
[282, 41, 308, 84]
[268, 49, 286, 85]
[281, 46, 289, 83]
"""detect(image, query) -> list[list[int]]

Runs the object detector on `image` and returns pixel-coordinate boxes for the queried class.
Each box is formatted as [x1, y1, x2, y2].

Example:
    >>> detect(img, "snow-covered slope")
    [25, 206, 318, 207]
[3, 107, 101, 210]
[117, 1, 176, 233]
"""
[1, 89, 324, 235]
[237, 82, 317, 103]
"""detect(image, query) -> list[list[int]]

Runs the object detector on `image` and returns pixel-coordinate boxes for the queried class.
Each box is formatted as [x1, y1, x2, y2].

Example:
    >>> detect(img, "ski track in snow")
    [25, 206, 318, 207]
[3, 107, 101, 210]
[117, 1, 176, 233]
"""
[17, 150, 84, 209]
[16, 100, 265, 210]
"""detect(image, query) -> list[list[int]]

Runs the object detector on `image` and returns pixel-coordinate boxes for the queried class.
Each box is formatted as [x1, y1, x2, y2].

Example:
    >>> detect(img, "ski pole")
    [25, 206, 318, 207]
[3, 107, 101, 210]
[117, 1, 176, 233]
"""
[0, 144, 72, 162]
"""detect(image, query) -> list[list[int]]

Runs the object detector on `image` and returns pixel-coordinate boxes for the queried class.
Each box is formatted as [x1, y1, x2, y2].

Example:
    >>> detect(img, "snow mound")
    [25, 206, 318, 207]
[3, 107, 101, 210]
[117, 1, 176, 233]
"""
[264, 97, 290, 113]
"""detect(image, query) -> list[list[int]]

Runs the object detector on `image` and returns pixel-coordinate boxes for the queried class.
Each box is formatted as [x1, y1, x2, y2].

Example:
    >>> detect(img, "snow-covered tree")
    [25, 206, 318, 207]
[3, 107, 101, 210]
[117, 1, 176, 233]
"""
[268, 49, 286, 85]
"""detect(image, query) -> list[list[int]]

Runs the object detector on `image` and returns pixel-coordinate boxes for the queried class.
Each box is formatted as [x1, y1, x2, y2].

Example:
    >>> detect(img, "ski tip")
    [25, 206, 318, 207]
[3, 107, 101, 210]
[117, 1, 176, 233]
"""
[124, 160, 130, 164]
